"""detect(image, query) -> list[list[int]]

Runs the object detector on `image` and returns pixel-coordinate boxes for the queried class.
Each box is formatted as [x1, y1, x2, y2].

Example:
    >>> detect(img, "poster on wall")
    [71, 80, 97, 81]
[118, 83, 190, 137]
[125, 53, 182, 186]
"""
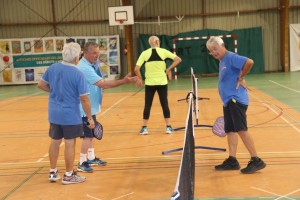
[0, 35, 120, 85]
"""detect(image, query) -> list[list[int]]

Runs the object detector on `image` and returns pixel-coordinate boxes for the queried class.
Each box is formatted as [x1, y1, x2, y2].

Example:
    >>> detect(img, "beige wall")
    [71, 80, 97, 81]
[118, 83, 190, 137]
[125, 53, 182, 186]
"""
[1, 0, 300, 73]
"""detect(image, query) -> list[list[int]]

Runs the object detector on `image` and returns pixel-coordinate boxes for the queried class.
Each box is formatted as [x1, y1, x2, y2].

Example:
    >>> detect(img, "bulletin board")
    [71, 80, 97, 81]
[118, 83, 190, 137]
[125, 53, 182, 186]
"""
[0, 35, 120, 85]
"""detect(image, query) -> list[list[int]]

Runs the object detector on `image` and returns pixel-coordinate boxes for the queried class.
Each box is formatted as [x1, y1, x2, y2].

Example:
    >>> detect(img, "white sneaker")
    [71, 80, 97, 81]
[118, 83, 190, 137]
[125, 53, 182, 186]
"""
[166, 126, 174, 134]
[139, 126, 148, 135]
[49, 171, 60, 183]
[62, 171, 86, 185]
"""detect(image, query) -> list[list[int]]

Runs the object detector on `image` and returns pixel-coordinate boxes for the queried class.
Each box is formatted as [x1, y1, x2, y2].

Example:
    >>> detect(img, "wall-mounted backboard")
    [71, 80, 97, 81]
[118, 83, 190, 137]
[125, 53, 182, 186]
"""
[108, 6, 134, 26]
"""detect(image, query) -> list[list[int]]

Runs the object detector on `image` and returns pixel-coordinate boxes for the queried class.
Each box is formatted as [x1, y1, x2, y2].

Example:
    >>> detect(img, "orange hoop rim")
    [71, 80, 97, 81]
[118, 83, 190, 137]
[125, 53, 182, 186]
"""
[116, 19, 125, 24]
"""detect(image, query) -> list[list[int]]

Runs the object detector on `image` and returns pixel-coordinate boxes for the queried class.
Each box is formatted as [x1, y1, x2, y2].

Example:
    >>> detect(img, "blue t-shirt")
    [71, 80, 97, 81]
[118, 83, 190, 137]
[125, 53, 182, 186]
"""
[42, 62, 89, 125]
[77, 58, 103, 116]
[218, 52, 249, 106]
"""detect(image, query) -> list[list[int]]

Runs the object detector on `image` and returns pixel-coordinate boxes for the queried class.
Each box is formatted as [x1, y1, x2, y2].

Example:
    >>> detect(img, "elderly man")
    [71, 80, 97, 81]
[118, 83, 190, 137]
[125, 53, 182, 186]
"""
[37, 42, 94, 184]
[135, 35, 182, 135]
[206, 36, 266, 174]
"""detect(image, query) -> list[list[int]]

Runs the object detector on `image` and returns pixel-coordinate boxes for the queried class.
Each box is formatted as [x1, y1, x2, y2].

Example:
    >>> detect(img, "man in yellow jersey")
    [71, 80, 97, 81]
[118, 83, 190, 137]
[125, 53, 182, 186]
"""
[135, 35, 182, 135]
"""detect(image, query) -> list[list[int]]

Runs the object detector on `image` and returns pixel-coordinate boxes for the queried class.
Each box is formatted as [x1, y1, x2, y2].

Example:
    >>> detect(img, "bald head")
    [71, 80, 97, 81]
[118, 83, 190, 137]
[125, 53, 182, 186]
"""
[148, 36, 160, 47]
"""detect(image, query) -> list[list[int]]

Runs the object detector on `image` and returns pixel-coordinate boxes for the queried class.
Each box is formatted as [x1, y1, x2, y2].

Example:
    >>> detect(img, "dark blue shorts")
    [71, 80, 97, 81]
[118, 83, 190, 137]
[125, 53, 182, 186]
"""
[49, 123, 84, 140]
[223, 99, 248, 133]
[81, 115, 97, 138]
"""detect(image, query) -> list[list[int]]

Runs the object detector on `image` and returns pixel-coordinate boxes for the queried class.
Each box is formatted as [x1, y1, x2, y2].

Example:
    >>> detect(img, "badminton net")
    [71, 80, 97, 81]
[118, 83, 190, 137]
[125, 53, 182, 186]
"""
[191, 67, 199, 124]
[171, 92, 195, 200]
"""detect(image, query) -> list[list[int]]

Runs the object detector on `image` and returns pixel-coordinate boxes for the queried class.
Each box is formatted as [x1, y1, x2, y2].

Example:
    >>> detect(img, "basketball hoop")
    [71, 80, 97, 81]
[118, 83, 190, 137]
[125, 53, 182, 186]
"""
[116, 19, 125, 24]
[108, 6, 134, 26]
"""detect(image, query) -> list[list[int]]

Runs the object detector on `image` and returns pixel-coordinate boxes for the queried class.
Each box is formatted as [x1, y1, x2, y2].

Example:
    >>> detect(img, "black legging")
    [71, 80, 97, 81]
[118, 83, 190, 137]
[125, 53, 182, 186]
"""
[143, 85, 170, 120]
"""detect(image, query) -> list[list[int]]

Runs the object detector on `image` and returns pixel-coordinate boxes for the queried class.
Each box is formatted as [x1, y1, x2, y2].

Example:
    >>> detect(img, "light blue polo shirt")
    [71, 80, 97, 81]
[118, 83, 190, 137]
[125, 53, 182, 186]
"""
[77, 58, 103, 116]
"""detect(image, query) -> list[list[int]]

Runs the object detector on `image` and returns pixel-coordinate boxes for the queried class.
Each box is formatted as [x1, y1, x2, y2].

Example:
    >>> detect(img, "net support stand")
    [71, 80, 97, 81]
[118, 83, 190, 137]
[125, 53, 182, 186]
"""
[162, 92, 226, 155]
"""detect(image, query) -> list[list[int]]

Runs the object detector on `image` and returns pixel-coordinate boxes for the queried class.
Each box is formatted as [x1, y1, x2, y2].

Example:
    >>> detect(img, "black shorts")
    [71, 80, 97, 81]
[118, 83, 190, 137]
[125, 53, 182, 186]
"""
[81, 115, 97, 138]
[223, 99, 248, 133]
[49, 123, 84, 140]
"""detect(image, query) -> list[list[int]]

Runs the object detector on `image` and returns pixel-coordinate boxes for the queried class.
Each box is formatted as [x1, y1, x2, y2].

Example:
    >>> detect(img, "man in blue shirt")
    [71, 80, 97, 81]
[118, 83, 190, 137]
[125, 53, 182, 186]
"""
[206, 36, 266, 174]
[77, 42, 137, 172]
[37, 42, 95, 184]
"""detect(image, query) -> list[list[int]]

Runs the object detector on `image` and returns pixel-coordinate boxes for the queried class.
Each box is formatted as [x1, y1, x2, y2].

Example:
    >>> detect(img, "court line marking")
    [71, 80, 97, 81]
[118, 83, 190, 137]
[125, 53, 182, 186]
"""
[249, 92, 300, 133]
[269, 80, 300, 94]
[86, 194, 102, 200]
[252, 186, 300, 200]
[2, 167, 43, 199]
[98, 96, 129, 118]
[35, 93, 132, 163]
[36, 142, 64, 162]
[86, 192, 134, 200]
[111, 192, 134, 200]
[2, 151, 300, 166]
[249, 88, 300, 199]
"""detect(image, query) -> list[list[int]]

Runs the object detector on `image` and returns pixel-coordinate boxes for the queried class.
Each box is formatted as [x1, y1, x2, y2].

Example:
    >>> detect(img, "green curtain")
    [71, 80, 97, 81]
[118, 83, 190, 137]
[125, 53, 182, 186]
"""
[137, 27, 264, 77]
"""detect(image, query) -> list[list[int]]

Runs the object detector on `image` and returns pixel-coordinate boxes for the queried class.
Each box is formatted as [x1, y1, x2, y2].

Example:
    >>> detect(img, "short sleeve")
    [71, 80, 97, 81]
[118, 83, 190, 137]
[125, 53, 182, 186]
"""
[163, 49, 177, 60]
[231, 54, 248, 70]
[42, 67, 50, 83]
[136, 51, 146, 66]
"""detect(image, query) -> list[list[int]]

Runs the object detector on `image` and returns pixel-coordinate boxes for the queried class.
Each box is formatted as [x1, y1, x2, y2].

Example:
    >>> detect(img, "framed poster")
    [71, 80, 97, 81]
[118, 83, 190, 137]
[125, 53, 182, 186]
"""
[0, 35, 120, 85]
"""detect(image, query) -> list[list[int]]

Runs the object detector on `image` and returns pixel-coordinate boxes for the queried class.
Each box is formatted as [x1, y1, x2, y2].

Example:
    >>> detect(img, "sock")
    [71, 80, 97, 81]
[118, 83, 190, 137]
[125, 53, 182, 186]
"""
[80, 153, 87, 165]
[65, 170, 73, 177]
[50, 168, 57, 173]
[88, 148, 95, 160]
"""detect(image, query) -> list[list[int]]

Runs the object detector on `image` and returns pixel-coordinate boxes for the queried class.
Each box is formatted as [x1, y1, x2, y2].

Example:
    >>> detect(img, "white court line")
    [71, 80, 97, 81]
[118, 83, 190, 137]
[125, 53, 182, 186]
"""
[36, 142, 64, 162]
[86, 194, 102, 200]
[86, 192, 134, 200]
[35, 95, 131, 163]
[99, 96, 129, 117]
[251, 187, 296, 200]
[249, 92, 300, 133]
[250, 87, 300, 199]
[36, 153, 48, 162]
[269, 80, 300, 94]
[274, 188, 300, 200]
[262, 102, 300, 133]
[111, 192, 134, 200]
[2, 151, 300, 166]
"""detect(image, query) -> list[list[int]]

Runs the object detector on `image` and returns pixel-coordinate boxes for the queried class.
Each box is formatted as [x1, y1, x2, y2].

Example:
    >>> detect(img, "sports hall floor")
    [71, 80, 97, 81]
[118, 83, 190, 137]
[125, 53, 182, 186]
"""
[0, 71, 300, 200]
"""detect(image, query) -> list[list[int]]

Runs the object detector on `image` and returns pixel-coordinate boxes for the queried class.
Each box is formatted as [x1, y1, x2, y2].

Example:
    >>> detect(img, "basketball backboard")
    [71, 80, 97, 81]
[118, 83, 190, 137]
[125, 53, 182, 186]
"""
[108, 6, 134, 26]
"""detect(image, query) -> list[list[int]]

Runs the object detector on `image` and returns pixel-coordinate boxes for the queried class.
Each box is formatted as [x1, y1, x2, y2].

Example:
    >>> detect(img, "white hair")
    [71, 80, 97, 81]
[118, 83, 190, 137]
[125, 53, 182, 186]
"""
[148, 36, 159, 45]
[62, 42, 81, 62]
[206, 36, 224, 48]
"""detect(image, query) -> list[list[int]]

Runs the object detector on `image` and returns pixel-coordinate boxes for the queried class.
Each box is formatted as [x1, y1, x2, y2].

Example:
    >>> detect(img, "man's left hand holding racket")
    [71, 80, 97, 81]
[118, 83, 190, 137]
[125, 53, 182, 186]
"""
[86, 118, 95, 129]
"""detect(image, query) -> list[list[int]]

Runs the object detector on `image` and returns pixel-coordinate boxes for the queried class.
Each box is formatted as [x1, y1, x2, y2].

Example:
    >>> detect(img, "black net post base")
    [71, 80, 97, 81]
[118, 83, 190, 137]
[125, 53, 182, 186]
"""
[162, 145, 226, 155]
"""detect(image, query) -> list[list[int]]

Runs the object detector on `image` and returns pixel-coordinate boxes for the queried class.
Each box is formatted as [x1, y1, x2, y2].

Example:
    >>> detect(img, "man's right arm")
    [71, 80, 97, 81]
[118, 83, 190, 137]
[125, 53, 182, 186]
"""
[37, 80, 50, 92]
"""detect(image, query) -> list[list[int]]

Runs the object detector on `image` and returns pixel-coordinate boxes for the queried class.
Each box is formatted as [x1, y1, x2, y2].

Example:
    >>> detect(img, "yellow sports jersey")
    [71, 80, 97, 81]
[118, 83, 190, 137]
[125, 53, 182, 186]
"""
[136, 47, 176, 85]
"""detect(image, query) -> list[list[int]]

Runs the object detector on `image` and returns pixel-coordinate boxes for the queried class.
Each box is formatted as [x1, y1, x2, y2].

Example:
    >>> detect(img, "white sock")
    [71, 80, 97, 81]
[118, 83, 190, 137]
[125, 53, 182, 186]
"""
[88, 148, 95, 160]
[65, 170, 73, 177]
[50, 168, 57, 173]
[80, 153, 87, 165]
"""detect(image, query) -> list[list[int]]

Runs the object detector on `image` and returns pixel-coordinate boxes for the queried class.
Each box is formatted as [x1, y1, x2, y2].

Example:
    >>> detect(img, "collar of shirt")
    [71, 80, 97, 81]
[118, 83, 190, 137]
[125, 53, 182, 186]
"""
[81, 57, 95, 68]
[61, 61, 76, 67]
[81, 57, 102, 77]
